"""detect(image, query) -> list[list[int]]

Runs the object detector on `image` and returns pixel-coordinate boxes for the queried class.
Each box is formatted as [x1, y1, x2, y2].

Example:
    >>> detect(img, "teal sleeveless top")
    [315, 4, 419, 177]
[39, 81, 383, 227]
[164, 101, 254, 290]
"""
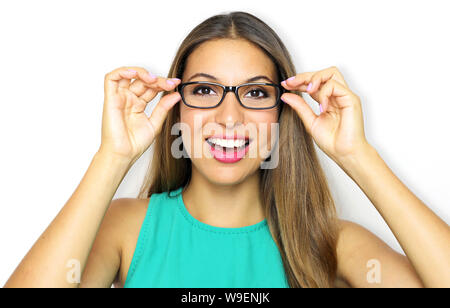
[123, 187, 290, 288]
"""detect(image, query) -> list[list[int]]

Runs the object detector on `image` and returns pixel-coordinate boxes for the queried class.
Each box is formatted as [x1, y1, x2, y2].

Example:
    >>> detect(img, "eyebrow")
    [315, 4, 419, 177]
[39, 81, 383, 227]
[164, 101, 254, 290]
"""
[186, 72, 276, 84]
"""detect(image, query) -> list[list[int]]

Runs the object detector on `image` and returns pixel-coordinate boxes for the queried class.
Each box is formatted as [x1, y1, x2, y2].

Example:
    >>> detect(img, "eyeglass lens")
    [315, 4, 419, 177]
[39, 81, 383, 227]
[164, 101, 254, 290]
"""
[182, 83, 279, 109]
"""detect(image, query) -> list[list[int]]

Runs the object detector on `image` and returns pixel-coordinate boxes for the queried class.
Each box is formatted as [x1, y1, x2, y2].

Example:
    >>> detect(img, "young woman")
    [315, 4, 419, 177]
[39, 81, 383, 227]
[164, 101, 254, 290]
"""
[4, 11, 449, 288]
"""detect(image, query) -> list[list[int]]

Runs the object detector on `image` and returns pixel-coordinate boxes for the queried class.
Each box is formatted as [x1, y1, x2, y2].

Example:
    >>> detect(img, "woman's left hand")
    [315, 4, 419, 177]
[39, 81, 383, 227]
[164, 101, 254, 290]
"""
[280, 66, 371, 164]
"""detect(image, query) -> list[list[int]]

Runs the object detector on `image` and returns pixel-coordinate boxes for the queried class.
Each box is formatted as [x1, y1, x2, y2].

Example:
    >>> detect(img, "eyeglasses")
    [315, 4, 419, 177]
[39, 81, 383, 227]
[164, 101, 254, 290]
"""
[176, 81, 285, 110]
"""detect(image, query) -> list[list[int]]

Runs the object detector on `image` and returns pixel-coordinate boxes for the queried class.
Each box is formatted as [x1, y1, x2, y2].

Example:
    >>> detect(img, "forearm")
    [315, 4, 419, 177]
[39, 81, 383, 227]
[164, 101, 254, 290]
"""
[4, 151, 132, 288]
[337, 145, 450, 287]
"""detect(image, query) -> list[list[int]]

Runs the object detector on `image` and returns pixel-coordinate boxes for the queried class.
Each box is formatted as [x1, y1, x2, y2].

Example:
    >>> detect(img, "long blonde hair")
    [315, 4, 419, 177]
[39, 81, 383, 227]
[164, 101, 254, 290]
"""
[138, 11, 339, 288]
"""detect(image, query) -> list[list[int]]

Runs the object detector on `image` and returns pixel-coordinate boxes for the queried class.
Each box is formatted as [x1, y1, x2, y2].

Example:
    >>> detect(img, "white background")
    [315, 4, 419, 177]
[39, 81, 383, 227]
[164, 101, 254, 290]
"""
[1, 0, 449, 286]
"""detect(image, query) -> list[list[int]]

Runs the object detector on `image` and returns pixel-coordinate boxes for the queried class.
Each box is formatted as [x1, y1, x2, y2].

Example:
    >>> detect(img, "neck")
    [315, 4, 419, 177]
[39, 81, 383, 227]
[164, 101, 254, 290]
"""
[182, 167, 264, 228]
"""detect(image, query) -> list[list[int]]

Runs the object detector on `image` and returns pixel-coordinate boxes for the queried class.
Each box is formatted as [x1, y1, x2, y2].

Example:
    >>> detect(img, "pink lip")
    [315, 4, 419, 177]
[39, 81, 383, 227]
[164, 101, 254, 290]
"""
[207, 140, 251, 163]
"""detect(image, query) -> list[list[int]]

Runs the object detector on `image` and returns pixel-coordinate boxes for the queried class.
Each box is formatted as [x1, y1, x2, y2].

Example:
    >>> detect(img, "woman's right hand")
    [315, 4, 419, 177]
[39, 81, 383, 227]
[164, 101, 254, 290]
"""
[98, 66, 181, 164]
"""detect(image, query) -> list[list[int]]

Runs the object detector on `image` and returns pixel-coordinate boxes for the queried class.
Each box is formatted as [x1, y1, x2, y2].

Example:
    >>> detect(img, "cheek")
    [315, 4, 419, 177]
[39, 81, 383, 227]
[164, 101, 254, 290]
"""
[241, 111, 279, 160]
[250, 109, 278, 125]
[179, 106, 201, 137]
[179, 108, 209, 157]
[251, 112, 279, 143]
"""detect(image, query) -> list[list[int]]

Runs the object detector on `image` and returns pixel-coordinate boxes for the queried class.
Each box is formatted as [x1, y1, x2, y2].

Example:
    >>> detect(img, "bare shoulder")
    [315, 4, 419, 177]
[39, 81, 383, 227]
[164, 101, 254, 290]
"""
[103, 197, 150, 243]
[80, 196, 150, 288]
[110, 197, 150, 287]
[108, 197, 150, 228]
[335, 219, 423, 288]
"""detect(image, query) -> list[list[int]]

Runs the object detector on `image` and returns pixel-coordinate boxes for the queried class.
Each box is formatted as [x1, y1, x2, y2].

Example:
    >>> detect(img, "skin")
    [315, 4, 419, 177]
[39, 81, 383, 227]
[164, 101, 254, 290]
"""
[179, 39, 280, 228]
[6, 38, 448, 288]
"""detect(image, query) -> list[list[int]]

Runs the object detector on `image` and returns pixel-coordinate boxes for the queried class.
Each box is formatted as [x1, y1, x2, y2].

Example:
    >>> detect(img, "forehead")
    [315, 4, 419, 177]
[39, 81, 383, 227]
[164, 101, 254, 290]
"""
[182, 39, 277, 83]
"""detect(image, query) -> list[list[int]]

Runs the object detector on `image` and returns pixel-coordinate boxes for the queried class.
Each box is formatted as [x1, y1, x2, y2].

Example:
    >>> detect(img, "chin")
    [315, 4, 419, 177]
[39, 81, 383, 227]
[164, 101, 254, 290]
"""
[204, 173, 249, 186]
[192, 158, 259, 186]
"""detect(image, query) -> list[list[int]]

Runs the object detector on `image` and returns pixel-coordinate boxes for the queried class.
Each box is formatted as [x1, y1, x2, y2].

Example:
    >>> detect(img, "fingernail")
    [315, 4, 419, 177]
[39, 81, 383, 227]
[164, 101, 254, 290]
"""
[307, 83, 312, 91]
[319, 104, 323, 113]
[127, 69, 137, 73]
[167, 79, 175, 85]
[148, 72, 156, 79]
[171, 78, 181, 83]
[281, 96, 287, 103]
[287, 76, 295, 81]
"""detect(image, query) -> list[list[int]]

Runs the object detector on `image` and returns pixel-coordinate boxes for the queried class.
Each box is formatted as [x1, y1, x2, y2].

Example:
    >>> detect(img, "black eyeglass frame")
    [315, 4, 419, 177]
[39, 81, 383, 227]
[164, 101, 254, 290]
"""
[176, 81, 286, 110]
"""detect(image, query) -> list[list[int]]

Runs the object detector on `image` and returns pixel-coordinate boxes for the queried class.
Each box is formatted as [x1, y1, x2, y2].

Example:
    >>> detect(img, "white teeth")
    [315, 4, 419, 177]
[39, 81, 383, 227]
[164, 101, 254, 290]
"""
[207, 138, 246, 148]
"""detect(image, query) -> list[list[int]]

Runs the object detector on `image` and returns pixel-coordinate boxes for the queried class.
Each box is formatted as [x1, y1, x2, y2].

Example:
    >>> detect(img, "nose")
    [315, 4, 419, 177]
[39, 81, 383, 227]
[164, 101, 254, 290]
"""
[214, 89, 245, 128]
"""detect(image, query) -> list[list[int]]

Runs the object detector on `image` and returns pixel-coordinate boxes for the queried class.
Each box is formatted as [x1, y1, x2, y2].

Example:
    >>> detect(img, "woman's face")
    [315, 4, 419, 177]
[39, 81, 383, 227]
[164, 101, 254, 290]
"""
[179, 38, 280, 185]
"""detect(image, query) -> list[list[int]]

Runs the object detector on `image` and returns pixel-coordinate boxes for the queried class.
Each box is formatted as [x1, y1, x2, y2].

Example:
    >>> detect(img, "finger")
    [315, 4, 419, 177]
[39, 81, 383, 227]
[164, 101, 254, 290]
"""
[282, 66, 349, 93]
[316, 79, 357, 113]
[282, 83, 311, 93]
[129, 79, 151, 97]
[147, 91, 181, 136]
[138, 77, 182, 103]
[119, 68, 157, 91]
[280, 93, 317, 135]
[139, 87, 156, 102]
[104, 66, 157, 97]
[124, 66, 157, 85]
[147, 77, 182, 92]
[281, 71, 314, 91]
[130, 96, 148, 114]
[306, 66, 349, 95]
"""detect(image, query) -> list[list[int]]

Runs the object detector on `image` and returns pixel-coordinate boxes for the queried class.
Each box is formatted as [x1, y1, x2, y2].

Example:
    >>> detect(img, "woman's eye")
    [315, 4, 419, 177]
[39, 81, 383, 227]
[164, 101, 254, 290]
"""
[193, 86, 216, 95]
[245, 89, 267, 98]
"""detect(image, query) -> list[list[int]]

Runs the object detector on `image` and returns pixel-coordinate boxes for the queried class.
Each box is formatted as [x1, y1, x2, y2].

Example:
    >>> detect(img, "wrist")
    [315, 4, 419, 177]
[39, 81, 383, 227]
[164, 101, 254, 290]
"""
[94, 149, 133, 169]
[336, 143, 379, 173]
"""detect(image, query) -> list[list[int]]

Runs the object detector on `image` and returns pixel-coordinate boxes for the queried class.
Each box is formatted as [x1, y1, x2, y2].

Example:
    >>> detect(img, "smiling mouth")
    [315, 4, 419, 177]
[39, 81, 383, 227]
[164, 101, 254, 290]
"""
[205, 138, 251, 151]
